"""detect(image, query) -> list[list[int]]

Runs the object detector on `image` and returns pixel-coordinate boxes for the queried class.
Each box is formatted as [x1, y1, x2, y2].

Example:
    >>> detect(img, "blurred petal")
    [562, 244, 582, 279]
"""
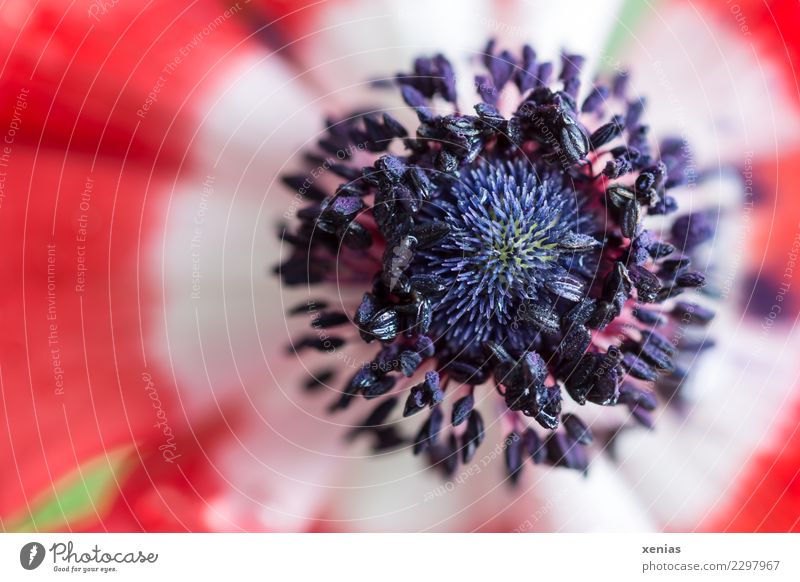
[614, 319, 800, 530]
[0, 0, 252, 165]
[267, 0, 492, 95]
[621, 2, 800, 165]
[494, 0, 626, 72]
[0, 149, 175, 524]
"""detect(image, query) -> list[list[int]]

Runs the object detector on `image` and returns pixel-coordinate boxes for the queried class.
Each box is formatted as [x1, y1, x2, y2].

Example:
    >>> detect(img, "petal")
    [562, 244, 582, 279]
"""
[621, 2, 800, 165]
[154, 50, 346, 531]
[705, 392, 800, 532]
[613, 315, 800, 530]
[260, 0, 492, 96]
[158, 53, 321, 418]
[0, 149, 178, 524]
[0, 0, 253, 165]
[493, 0, 626, 74]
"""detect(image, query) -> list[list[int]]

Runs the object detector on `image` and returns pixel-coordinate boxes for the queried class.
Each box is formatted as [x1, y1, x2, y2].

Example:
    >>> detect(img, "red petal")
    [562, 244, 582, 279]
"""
[0, 0, 253, 165]
[704, 395, 800, 532]
[695, 0, 800, 94]
[0, 149, 177, 522]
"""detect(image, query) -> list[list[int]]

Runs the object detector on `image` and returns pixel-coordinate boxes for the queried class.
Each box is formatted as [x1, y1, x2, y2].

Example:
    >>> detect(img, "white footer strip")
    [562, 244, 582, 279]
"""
[1, 533, 798, 581]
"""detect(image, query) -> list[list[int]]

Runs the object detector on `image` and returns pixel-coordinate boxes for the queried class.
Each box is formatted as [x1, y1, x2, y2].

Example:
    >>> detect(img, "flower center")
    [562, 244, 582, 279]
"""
[413, 157, 597, 352]
[486, 214, 557, 272]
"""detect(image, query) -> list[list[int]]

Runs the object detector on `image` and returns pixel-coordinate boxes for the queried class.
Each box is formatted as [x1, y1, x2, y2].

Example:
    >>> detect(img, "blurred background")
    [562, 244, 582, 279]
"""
[0, 0, 799, 532]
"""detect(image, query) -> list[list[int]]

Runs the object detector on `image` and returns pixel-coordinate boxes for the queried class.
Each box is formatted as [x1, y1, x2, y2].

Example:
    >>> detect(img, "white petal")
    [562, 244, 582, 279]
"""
[614, 309, 800, 529]
[156, 53, 322, 419]
[624, 4, 800, 165]
[523, 457, 658, 532]
[203, 385, 353, 532]
[323, 406, 655, 532]
[493, 0, 626, 75]
[289, 0, 492, 98]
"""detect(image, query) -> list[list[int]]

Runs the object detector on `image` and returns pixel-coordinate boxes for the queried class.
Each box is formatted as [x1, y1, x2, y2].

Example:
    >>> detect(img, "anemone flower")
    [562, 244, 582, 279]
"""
[1, 0, 799, 534]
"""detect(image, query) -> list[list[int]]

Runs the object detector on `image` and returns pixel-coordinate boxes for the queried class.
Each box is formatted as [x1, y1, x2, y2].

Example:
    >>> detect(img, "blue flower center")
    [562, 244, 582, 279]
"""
[415, 157, 597, 352]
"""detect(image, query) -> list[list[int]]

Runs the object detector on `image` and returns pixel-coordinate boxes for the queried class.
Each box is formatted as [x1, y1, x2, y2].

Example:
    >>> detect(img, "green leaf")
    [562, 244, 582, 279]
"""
[5, 445, 135, 532]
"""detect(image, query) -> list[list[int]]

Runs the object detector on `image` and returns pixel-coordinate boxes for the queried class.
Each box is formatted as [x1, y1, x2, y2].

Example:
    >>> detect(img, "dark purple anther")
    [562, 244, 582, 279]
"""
[671, 212, 715, 251]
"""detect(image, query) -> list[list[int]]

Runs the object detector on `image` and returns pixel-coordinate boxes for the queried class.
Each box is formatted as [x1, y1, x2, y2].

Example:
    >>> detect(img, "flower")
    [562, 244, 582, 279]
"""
[277, 40, 718, 482]
[2, 0, 800, 533]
